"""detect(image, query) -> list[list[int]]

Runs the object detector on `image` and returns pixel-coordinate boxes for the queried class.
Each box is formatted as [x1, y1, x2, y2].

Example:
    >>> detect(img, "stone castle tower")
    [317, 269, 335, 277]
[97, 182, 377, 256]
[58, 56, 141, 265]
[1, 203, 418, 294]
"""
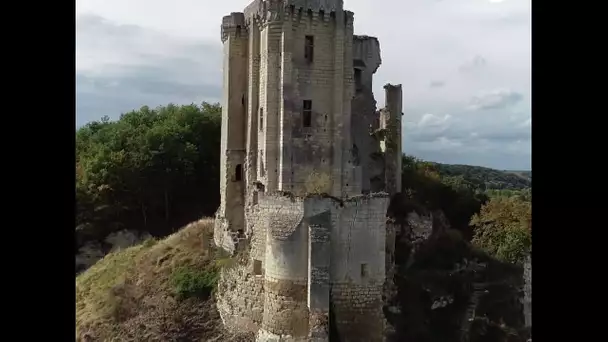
[214, 1, 403, 341]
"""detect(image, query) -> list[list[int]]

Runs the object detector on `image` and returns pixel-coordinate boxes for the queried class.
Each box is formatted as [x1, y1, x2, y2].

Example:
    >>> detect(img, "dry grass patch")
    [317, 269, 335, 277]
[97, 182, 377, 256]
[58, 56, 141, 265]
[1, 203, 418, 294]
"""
[303, 170, 332, 195]
[76, 218, 250, 342]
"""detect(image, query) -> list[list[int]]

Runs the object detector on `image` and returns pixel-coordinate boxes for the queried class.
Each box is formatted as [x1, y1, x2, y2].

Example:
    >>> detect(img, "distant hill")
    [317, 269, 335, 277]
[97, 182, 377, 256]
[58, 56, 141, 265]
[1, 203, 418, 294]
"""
[506, 170, 532, 181]
[430, 162, 532, 190]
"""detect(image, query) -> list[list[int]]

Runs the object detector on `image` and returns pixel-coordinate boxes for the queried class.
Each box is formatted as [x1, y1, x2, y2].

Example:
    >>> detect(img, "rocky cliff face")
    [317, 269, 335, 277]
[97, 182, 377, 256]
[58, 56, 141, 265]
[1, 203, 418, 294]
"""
[523, 252, 532, 338]
[75, 229, 152, 273]
[384, 201, 528, 342]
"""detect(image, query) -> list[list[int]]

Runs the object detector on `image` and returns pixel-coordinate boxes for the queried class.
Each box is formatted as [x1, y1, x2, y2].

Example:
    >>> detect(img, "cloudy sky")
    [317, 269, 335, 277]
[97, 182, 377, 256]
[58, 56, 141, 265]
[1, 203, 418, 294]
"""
[76, 0, 531, 170]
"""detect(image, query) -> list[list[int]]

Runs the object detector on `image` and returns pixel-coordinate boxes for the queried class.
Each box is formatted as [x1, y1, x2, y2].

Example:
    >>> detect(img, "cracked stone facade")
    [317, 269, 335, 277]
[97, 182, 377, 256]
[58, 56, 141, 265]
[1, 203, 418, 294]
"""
[214, 1, 403, 341]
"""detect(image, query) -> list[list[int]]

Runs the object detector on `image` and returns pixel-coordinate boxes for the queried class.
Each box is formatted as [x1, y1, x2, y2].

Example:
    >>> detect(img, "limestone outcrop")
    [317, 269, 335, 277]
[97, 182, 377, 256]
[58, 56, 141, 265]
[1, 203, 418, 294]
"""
[75, 229, 152, 273]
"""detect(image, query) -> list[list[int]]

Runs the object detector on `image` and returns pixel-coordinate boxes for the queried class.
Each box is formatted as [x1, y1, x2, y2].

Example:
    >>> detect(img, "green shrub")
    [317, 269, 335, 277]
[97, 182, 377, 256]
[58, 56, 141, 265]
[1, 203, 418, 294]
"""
[170, 266, 219, 300]
[470, 197, 531, 265]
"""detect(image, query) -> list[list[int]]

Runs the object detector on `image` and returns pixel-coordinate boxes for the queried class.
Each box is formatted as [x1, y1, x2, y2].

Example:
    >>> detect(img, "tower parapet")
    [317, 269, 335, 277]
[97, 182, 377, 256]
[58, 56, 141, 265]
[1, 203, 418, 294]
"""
[221, 12, 246, 42]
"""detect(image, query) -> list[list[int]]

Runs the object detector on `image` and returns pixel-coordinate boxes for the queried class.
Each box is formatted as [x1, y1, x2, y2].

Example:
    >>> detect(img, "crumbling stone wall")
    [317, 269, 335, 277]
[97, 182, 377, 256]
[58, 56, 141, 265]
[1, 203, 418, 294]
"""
[217, 12, 248, 243]
[214, 215, 236, 254]
[307, 212, 331, 342]
[381, 84, 403, 196]
[328, 195, 389, 342]
[249, 202, 267, 266]
[219, 192, 390, 341]
[217, 194, 308, 336]
[260, 195, 309, 339]
[331, 283, 384, 342]
[351, 36, 384, 194]
[217, 263, 265, 333]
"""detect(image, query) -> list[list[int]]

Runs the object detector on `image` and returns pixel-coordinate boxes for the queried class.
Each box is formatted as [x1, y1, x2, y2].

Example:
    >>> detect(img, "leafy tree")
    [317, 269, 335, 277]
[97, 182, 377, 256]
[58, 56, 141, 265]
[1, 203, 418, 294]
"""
[76, 102, 221, 238]
[470, 197, 531, 265]
[401, 155, 489, 238]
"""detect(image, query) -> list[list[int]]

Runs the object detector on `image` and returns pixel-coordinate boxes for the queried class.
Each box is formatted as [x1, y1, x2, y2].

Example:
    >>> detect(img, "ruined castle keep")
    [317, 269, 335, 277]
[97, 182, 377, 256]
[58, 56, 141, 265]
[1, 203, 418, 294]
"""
[214, 1, 403, 341]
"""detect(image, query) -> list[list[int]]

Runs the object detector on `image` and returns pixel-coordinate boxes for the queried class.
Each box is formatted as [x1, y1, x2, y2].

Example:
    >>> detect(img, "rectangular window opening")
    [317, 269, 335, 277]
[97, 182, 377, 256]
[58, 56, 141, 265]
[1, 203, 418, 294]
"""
[361, 263, 368, 279]
[235, 164, 243, 182]
[305, 35, 314, 63]
[259, 150, 265, 177]
[302, 100, 312, 128]
[259, 107, 264, 131]
[253, 259, 263, 276]
[354, 68, 362, 92]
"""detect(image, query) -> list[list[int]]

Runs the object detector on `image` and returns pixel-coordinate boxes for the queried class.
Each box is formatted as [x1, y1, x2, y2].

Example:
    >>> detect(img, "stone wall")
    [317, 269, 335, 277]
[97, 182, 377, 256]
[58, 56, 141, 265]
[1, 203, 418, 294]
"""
[245, 20, 260, 216]
[218, 11, 248, 238]
[351, 35, 384, 194]
[328, 194, 389, 342]
[235, 192, 390, 341]
[238, 1, 359, 198]
[249, 201, 267, 266]
[307, 211, 332, 342]
[216, 263, 265, 333]
[261, 194, 309, 338]
[214, 215, 236, 254]
[331, 283, 384, 342]
[381, 84, 403, 196]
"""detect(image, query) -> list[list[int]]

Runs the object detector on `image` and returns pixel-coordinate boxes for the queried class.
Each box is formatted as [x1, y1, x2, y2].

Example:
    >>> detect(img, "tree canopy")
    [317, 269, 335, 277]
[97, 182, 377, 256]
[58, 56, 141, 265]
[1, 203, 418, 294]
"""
[470, 196, 532, 265]
[76, 103, 221, 239]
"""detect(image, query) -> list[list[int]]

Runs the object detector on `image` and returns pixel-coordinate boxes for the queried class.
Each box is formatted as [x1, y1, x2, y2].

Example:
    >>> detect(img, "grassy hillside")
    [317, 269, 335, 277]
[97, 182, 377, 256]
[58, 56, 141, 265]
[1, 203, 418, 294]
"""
[75, 218, 252, 342]
[430, 162, 532, 190]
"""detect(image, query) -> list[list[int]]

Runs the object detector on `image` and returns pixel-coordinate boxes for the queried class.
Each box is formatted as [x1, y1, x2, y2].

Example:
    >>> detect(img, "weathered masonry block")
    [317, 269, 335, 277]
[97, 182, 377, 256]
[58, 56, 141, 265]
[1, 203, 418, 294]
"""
[214, 0, 404, 341]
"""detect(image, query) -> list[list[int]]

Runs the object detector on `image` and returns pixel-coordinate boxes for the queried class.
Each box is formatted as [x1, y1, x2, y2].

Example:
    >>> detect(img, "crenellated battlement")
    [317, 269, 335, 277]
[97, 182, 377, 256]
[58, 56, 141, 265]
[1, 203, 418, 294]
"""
[222, 12, 246, 28]
[241, 0, 352, 27]
[221, 12, 247, 42]
[285, 0, 344, 12]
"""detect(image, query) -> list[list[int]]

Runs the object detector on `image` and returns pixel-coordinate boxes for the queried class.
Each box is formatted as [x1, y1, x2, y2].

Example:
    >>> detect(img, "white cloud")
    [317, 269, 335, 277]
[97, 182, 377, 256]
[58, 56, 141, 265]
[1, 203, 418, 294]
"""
[75, 0, 531, 170]
[418, 113, 452, 127]
[468, 88, 524, 110]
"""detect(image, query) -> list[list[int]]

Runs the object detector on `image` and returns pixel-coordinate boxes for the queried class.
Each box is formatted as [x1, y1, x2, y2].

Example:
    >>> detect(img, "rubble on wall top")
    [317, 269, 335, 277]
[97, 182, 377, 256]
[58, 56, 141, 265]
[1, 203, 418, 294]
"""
[260, 190, 390, 207]
[384, 83, 403, 90]
[222, 12, 245, 28]
[354, 35, 379, 41]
